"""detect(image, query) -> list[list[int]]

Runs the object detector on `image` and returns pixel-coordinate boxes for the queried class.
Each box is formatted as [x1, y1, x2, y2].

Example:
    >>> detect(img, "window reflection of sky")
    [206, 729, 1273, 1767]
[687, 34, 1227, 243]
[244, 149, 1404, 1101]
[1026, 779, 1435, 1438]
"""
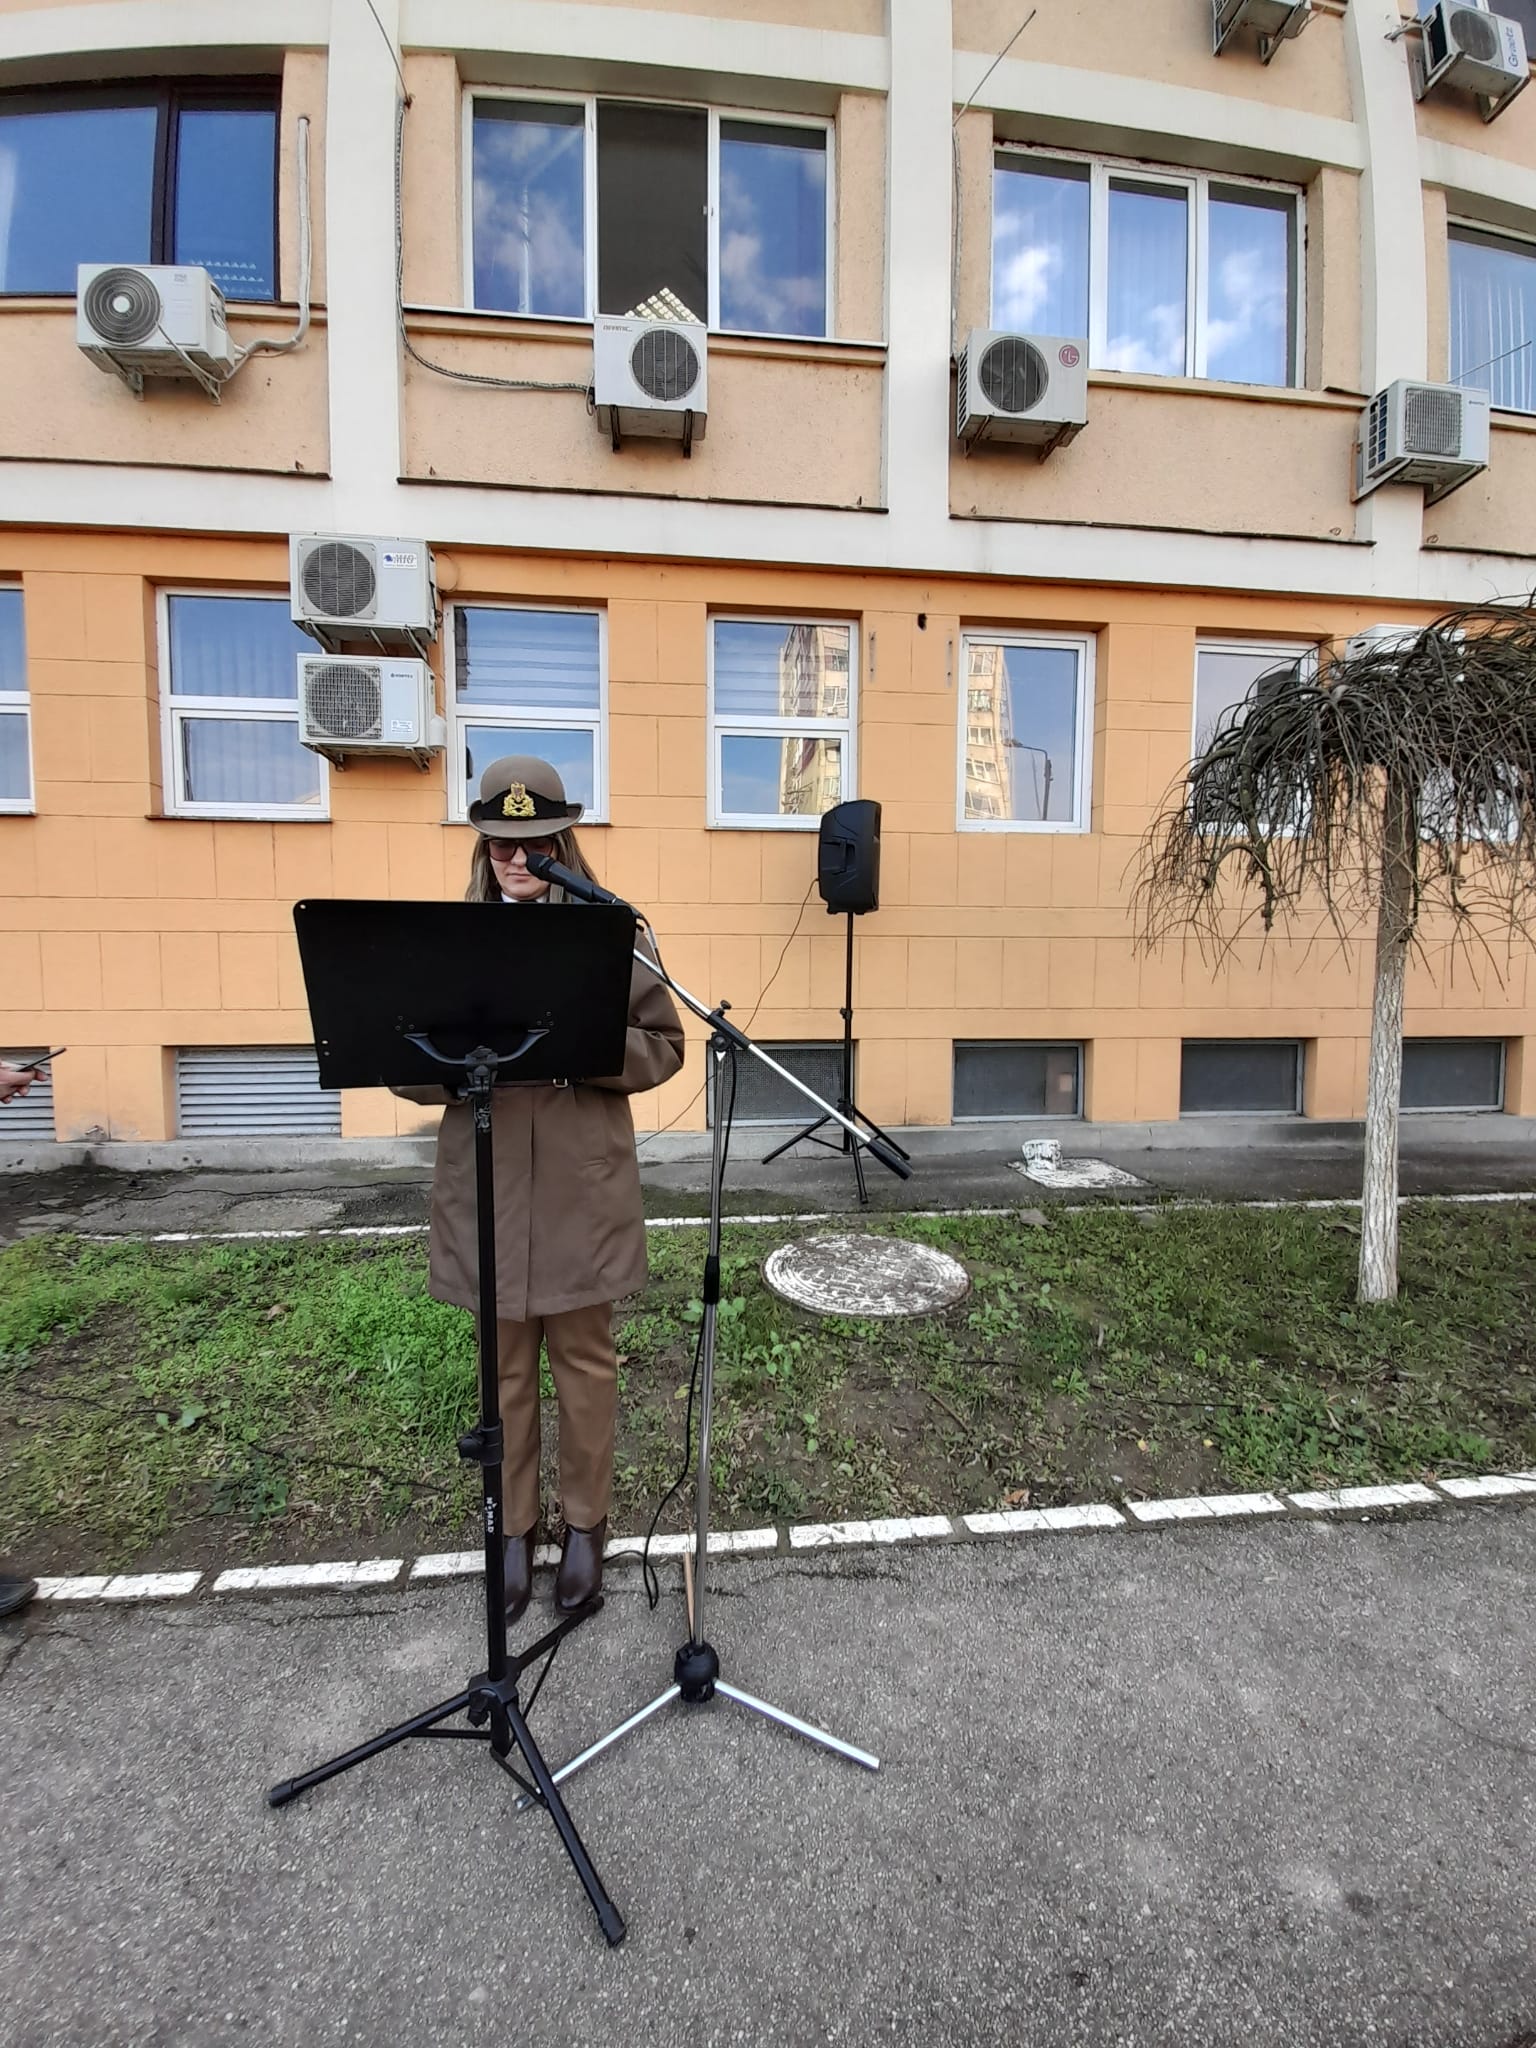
[473, 104, 586, 317]
[1001, 643, 1078, 823]
[168, 596, 311, 700]
[1105, 181, 1186, 375]
[462, 724, 594, 814]
[992, 163, 1088, 335]
[720, 733, 839, 816]
[1208, 191, 1290, 387]
[0, 106, 155, 292]
[174, 108, 276, 299]
[456, 609, 601, 712]
[719, 125, 825, 336]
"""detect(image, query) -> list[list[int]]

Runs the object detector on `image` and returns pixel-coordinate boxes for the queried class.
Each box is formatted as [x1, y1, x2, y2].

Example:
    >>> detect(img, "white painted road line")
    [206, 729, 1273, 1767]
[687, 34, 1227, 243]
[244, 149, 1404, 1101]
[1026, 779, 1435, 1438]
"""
[211, 1559, 403, 1593]
[1289, 1483, 1440, 1512]
[1127, 1492, 1286, 1523]
[100, 1571, 202, 1600]
[1437, 1473, 1536, 1499]
[35, 1576, 112, 1600]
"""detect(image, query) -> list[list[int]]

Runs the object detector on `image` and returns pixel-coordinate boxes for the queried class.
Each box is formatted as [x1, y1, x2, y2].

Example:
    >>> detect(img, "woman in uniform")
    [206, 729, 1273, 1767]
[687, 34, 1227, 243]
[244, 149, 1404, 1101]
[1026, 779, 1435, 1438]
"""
[398, 755, 684, 1624]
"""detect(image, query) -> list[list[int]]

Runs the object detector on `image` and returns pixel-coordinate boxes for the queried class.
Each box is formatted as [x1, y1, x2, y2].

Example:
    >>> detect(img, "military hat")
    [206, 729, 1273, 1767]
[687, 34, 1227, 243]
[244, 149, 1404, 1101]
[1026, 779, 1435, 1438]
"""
[467, 754, 585, 838]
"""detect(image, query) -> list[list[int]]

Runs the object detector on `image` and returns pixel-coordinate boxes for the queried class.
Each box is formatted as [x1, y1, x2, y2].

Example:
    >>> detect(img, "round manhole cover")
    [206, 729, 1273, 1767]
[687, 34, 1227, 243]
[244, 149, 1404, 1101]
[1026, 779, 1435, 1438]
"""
[762, 1234, 970, 1320]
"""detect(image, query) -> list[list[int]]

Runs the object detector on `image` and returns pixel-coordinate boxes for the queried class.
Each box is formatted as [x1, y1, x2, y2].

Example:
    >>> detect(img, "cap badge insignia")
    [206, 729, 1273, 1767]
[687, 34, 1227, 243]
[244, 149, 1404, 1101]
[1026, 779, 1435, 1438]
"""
[502, 783, 535, 819]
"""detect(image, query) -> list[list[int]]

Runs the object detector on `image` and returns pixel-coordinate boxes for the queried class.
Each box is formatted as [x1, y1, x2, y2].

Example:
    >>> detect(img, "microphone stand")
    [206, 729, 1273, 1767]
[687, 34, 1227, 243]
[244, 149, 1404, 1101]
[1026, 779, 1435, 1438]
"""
[516, 856, 908, 1810]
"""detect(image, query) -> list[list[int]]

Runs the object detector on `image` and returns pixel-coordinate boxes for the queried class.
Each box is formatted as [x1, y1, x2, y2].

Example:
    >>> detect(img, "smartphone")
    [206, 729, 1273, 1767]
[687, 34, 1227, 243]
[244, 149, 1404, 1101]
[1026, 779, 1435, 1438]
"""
[20, 1048, 66, 1072]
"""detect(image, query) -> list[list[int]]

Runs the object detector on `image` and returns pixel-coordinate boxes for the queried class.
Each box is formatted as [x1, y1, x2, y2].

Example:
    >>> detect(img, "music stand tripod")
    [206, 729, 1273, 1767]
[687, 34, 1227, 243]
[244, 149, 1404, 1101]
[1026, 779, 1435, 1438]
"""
[268, 898, 641, 1948]
[760, 908, 910, 1206]
[517, 924, 909, 1815]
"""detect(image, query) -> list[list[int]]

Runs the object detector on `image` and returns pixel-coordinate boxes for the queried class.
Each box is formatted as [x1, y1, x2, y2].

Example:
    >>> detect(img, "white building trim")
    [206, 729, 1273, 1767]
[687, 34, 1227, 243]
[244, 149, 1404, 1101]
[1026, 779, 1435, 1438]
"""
[0, 1, 329, 64]
[403, 0, 889, 94]
[953, 53, 1367, 177]
[4, 459, 1529, 606]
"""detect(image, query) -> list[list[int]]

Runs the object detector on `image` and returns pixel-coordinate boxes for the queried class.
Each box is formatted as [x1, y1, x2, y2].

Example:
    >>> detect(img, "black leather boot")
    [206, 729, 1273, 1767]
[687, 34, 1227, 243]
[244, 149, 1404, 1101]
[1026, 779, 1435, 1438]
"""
[503, 1529, 536, 1626]
[555, 1518, 607, 1613]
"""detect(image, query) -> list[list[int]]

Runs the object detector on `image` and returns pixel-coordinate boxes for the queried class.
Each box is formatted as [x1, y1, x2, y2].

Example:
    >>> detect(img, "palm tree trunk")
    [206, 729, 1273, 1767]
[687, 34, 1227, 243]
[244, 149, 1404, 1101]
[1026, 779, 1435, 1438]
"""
[1358, 774, 1414, 1303]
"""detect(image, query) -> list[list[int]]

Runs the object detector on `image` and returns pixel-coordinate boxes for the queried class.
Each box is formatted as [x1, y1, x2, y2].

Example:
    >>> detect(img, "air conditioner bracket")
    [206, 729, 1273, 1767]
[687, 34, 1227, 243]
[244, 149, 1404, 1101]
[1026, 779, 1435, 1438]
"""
[1478, 70, 1530, 122]
[1038, 419, 1085, 462]
[100, 343, 228, 405]
[1212, 0, 1310, 60]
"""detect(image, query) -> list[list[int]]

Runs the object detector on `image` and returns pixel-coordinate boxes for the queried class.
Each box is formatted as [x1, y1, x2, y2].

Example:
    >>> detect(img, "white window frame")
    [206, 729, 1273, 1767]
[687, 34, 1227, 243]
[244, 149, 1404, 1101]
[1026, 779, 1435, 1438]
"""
[956, 630, 1095, 835]
[0, 585, 32, 816]
[707, 614, 858, 831]
[992, 145, 1305, 387]
[445, 601, 609, 825]
[463, 87, 836, 340]
[157, 588, 328, 824]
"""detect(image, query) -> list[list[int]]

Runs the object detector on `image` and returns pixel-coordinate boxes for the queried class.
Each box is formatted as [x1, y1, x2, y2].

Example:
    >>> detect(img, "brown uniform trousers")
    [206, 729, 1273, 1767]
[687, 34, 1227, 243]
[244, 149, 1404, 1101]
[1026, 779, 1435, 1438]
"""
[495, 1303, 617, 1535]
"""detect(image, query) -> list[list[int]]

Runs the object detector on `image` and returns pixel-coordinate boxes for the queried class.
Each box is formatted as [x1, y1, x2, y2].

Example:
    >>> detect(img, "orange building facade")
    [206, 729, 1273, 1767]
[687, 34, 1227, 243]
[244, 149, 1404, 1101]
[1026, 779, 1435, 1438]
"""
[2, 0, 1534, 1148]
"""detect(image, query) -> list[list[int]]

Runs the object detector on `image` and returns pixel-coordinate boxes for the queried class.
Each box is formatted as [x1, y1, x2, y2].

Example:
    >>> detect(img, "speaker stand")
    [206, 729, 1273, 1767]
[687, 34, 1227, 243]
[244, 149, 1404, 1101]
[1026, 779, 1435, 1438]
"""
[761, 912, 910, 1206]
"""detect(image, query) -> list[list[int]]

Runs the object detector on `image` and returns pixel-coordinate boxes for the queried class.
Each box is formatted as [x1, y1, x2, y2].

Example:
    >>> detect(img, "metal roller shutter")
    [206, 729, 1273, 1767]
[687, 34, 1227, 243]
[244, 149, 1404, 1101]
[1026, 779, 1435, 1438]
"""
[1, 1051, 57, 1140]
[176, 1046, 341, 1137]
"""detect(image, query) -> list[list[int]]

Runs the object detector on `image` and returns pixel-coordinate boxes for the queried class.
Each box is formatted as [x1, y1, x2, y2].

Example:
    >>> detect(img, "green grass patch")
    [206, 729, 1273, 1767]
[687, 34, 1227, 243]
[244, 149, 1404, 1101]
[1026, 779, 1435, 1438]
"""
[1, 1202, 1532, 1571]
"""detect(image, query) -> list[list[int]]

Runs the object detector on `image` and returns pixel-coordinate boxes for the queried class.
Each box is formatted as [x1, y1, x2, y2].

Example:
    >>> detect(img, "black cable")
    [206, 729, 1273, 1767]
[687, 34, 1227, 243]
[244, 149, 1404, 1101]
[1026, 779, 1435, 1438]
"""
[635, 1038, 738, 1611]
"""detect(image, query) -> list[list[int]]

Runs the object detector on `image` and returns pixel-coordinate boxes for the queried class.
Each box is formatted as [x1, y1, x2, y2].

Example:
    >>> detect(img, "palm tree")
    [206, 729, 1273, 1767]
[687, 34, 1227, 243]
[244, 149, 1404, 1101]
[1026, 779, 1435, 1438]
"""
[1135, 601, 1536, 1302]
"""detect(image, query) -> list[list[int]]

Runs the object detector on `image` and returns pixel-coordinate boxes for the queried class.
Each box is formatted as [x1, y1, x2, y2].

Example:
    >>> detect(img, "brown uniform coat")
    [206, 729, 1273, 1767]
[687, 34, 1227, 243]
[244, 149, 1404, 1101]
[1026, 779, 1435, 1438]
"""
[396, 924, 685, 1322]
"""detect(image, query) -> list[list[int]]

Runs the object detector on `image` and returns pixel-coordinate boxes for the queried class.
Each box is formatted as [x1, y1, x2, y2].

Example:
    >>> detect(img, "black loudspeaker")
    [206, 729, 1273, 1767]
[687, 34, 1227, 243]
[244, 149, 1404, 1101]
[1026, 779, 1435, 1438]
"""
[817, 799, 881, 915]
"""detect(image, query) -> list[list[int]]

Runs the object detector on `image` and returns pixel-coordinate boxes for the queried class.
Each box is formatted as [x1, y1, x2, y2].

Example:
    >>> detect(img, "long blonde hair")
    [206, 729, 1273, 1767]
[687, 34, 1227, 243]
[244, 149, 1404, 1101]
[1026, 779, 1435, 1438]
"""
[465, 826, 600, 903]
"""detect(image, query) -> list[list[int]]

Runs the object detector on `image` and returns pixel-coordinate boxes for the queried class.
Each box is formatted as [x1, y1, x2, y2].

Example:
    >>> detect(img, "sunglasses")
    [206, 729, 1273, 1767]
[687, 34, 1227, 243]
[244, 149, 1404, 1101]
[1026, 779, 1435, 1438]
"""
[487, 836, 557, 860]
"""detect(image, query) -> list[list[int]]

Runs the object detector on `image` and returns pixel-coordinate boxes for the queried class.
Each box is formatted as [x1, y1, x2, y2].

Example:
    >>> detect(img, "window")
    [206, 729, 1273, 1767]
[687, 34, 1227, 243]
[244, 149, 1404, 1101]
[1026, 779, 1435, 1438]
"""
[160, 594, 324, 820]
[717, 1041, 844, 1124]
[0, 1049, 54, 1140]
[992, 151, 1301, 387]
[1180, 1041, 1301, 1115]
[0, 83, 278, 300]
[176, 1047, 340, 1137]
[1193, 640, 1313, 758]
[0, 589, 30, 813]
[958, 634, 1093, 832]
[449, 606, 606, 822]
[1449, 225, 1536, 414]
[709, 618, 855, 828]
[953, 1042, 1082, 1120]
[469, 94, 832, 337]
[1401, 1038, 1505, 1112]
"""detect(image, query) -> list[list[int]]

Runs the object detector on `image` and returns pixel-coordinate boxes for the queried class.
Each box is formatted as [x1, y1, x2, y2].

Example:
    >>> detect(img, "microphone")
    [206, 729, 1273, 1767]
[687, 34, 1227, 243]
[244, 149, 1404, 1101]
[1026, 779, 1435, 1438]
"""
[523, 850, 634, 913]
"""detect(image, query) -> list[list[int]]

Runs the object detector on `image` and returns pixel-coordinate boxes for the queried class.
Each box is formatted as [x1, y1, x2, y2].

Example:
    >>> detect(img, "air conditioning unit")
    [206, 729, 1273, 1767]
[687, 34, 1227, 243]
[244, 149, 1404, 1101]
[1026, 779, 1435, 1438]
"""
[1212, 0, 1311, 61]
[593, 316, 707, 454]
[297, 655, 443, 759]
[1417, 3, 1529, 113]
[1354, 380, 1490, 504]
[956, 330, 1087, 453]
[1344, 624, 1422, 662]
[290, 535, 438, 654]
[76, 264, 235, 397]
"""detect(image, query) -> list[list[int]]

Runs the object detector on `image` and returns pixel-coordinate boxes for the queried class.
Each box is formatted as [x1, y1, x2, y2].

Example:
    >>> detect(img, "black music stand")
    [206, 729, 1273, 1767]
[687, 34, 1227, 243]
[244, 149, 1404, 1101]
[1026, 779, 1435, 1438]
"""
[267, 899, 638, 1948]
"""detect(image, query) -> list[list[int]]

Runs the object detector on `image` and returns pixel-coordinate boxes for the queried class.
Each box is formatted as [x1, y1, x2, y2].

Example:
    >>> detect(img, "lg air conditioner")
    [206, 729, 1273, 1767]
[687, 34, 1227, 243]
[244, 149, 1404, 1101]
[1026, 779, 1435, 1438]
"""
[1354, 380, 1490, 505]
[289, 535, 438, 654]
[593, 316, 707, 453]
[1212, 0, 1311, 61]
[77, 264, 235, 396]
[1417, 3, 1529, 113]
[956, 330, 1087, 453]
[297, 655, 444, 760]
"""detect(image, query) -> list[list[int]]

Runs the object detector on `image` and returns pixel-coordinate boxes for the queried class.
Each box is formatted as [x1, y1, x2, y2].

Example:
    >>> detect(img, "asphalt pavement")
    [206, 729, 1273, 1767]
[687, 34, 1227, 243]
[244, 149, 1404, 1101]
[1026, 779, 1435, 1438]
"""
[3, 1510, 1532, 2048]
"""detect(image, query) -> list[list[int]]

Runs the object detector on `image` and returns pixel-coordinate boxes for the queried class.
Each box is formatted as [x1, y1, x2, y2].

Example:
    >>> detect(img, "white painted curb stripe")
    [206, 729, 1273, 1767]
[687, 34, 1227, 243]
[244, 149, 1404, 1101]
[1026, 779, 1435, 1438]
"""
[27, 1473, 1534, 1602]
[211, 1558, 402, 1593]
[788, 1515, 953, 1549]
[1288, 1482, 1440, 1512]
[1126, 1492, 1285, 1523]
